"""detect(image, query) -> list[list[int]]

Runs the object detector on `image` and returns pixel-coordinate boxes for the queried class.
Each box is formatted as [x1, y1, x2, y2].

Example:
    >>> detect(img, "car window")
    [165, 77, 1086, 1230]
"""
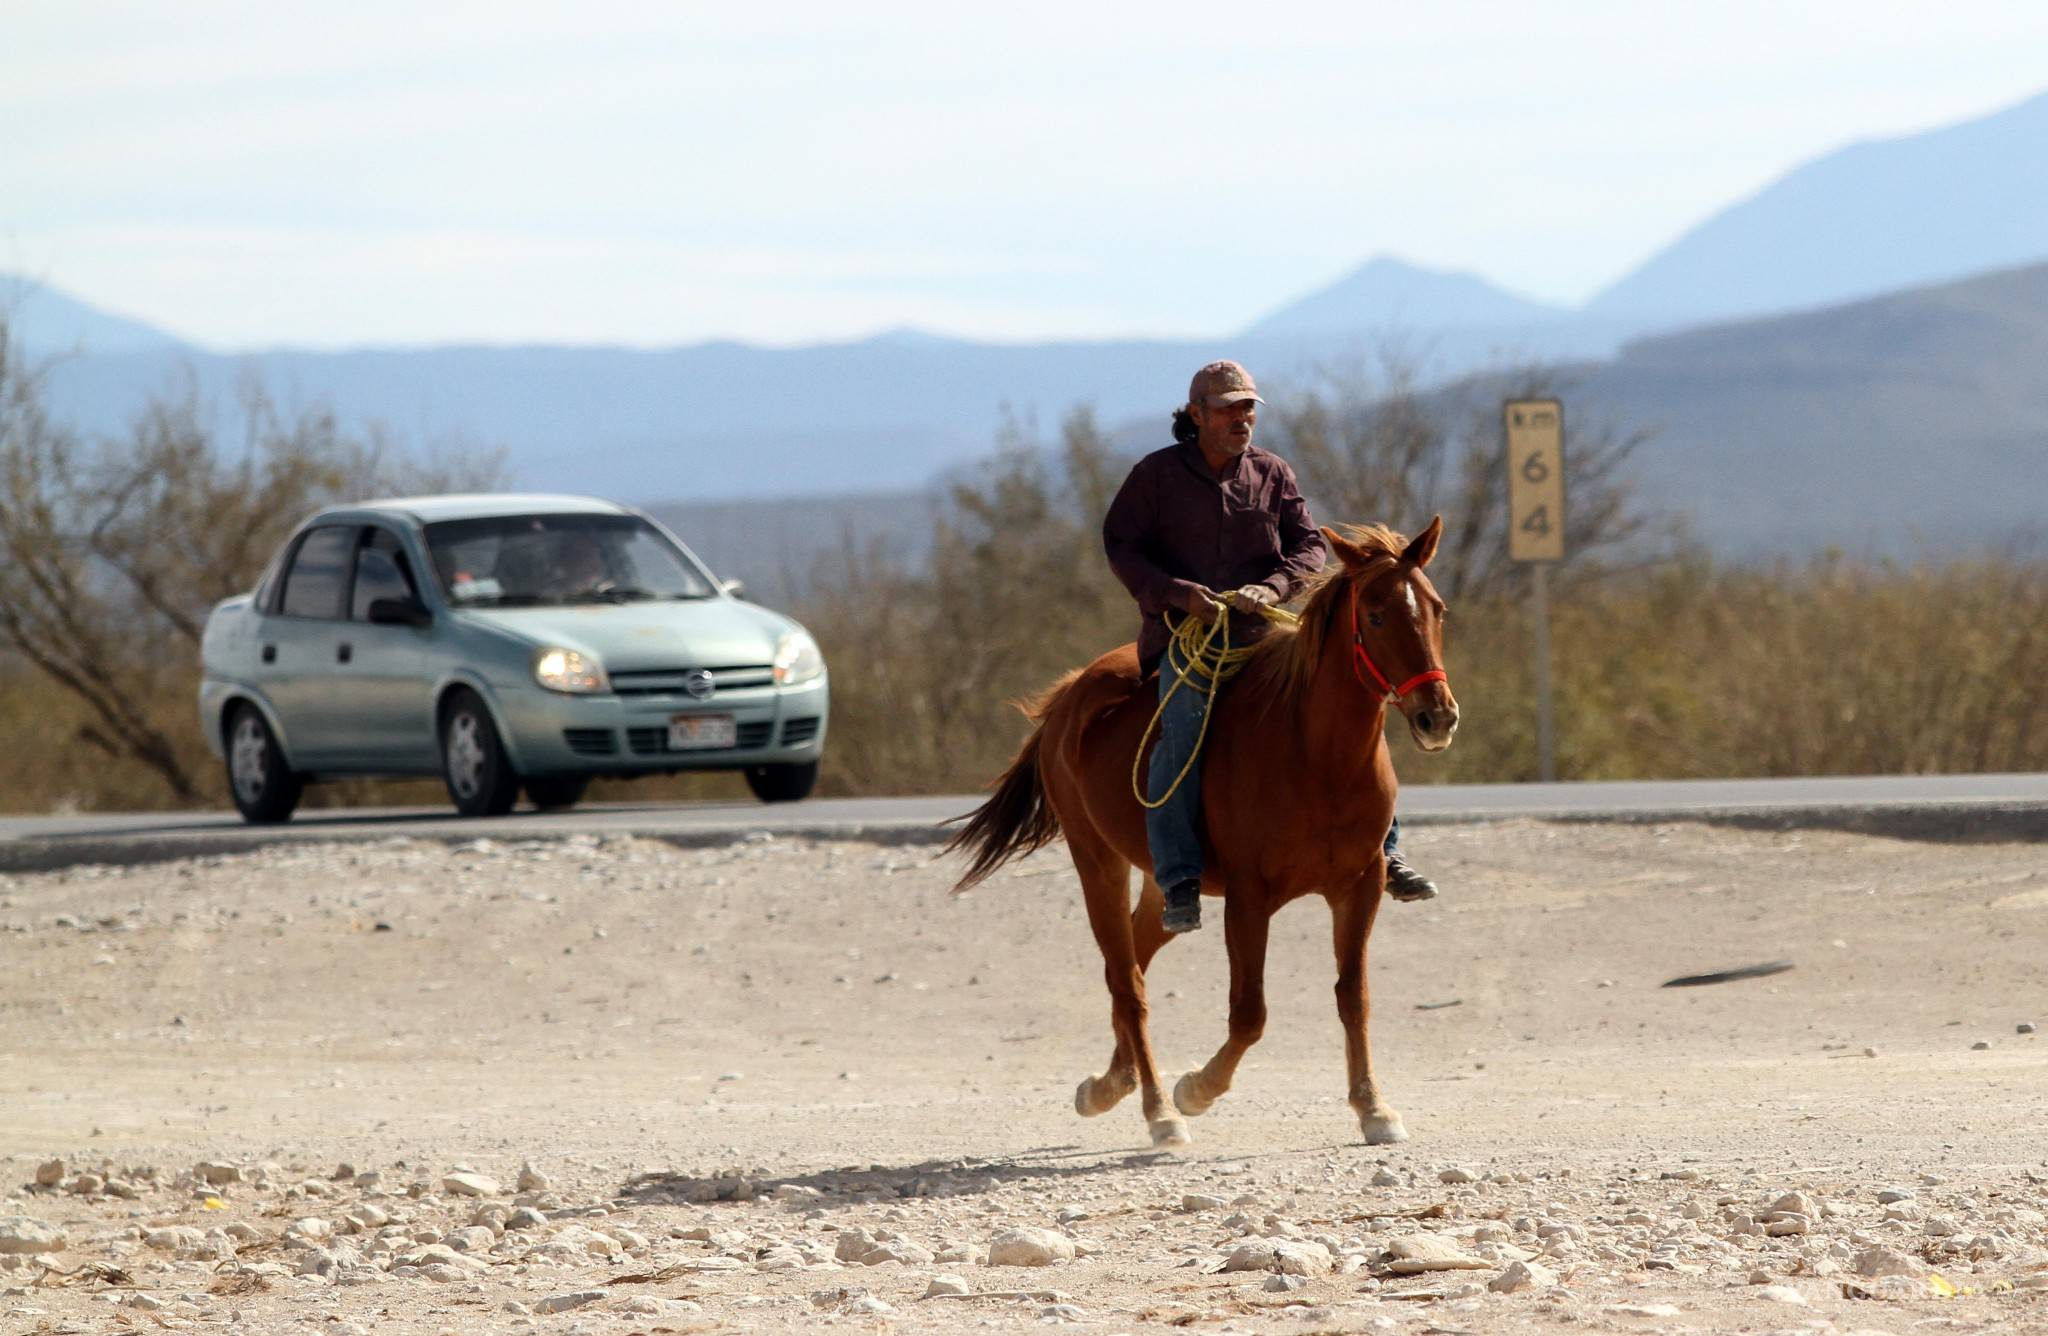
[279, 526, 359, 620]
[423, 514, 716, 606]
[351, 529, 420, 621]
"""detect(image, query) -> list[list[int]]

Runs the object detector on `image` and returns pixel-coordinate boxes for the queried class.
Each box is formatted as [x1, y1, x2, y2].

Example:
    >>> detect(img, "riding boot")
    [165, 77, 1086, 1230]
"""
[1162, 878, 1203, 933]
[1384, 853, 1438, 903]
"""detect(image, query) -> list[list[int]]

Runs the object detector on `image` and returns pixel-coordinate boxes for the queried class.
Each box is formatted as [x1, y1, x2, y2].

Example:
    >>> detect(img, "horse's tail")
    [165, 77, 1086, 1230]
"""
[944, 673, 1076, 893]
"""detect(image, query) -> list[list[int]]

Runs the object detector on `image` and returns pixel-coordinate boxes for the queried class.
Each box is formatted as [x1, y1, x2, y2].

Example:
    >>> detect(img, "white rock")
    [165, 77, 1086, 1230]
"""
[444, 1226, 497, 1252]
[614, 1296, 661, 1315]
[1182, 1193, 1228, 1212]
[144, 1226, 206, 1254]
[1264, 1273, 1308, 1292]
[1767, 1191, 1816, 1218]
[517, 1162, 550, 1192]
[1488, 1259, 1555, 1293]
[1756, 1285, 1807, 1305]
[986, 1227, 1074, 1267]
[441, 1172, 500, 1198]
[1876, 1188, 1915, 1204]
[535, 1289, 608, 1314]
[1438, 1167, 1479, 1184]
[1383, 1234, 1491, 1274]
[1272, 1241, 1334, 1276]
[34, 1161, 63, 1188]
[505, 1208, 548, 1231]
[0, 1217, 64, 1254]
[1370, 1168, 1400, 1187]
[1221, 1240, 1277, 1272]
[923, 1273, 971, 1298]
[1853, 1246, 1929, 1279]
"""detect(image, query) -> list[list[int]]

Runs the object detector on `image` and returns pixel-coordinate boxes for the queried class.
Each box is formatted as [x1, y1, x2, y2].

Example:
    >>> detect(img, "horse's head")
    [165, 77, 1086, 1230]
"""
[1322, 517, 1459, 752]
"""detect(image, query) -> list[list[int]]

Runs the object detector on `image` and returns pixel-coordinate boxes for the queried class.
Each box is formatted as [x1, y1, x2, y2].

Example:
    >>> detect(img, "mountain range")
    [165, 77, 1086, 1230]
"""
[4, 88, 2046, 584]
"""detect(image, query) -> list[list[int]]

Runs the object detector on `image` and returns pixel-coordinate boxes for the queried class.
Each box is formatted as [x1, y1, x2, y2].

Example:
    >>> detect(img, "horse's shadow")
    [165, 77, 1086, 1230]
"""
[618, 1145, 1219, 1211]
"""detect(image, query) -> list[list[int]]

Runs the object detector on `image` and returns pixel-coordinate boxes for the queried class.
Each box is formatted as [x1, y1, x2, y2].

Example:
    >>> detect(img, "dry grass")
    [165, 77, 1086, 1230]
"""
[2, 554, 2039, 815]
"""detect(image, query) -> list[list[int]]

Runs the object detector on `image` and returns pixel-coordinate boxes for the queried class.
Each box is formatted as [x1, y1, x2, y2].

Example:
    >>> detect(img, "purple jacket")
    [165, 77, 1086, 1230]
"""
[1102, 441, 1327, 671]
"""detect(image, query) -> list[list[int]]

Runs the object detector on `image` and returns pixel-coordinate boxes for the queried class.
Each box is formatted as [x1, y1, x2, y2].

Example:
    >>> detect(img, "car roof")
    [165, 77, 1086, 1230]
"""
[327, 494, 637, 525]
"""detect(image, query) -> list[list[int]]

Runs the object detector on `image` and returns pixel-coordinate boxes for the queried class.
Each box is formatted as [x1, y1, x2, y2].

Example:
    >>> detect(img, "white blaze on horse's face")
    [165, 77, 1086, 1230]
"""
[1330, 516, 1459, 753]
[1391, 567, 1458, 752]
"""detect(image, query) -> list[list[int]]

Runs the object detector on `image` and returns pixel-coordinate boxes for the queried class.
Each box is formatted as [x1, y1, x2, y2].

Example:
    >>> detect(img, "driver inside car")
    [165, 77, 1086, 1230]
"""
[548, 532, 613, 597]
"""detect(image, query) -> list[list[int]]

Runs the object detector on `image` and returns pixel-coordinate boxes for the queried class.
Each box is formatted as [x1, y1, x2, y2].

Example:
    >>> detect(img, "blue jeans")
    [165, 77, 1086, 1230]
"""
[1145, 646, 1402, 888]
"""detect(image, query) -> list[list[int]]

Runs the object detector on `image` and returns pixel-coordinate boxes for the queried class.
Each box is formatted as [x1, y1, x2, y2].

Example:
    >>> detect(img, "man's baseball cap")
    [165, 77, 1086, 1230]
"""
[1189, 360, 1263, 407]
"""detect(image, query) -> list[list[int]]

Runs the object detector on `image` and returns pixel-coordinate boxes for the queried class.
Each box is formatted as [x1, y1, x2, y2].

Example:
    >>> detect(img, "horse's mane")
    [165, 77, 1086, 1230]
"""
[1238, 523, 1407, 712]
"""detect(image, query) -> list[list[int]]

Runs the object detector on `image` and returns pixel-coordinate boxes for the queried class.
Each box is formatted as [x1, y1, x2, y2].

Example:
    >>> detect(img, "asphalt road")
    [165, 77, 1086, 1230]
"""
[1, 773, 2042, 873]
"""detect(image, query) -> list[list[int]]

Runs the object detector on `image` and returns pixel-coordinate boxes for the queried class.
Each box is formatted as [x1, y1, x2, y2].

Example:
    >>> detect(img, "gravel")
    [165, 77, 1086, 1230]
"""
[1, 824, 2044, 1333]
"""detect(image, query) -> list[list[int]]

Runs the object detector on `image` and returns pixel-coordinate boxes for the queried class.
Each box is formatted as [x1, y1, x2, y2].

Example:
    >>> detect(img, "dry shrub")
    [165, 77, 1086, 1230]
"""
[1419, 556, 2048, 782]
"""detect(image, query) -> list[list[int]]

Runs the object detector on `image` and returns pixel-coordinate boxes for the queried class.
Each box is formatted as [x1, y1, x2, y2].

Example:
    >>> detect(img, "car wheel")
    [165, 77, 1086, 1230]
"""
[440, 689, 519, 817]
[225, 703, 302, 824]
[525, 775, 590, 812]
[744, 759, 818, 803]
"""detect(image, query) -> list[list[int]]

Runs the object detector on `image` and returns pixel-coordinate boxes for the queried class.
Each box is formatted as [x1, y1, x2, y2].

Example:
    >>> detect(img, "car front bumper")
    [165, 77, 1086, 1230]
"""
[497, 674, 829, 777]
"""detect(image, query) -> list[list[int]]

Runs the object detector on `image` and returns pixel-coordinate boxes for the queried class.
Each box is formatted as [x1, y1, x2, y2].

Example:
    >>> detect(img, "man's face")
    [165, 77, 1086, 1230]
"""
[559, 535, 606, 586]
[1191, 397, 1257, 458]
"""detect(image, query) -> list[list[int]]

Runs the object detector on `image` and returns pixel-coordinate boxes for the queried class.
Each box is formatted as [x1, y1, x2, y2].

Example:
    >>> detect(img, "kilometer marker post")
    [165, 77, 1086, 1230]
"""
[1504, 399, 1564, 783]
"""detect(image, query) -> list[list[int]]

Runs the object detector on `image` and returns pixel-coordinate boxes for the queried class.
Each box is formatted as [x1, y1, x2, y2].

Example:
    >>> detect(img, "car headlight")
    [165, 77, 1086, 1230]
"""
[772, 630, 825, 685]
[534, 647, 609, 694]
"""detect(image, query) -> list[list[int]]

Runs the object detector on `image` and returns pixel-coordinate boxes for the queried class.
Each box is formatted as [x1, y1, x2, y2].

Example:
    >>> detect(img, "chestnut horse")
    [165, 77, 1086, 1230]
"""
[947, 519, 1458, 1147]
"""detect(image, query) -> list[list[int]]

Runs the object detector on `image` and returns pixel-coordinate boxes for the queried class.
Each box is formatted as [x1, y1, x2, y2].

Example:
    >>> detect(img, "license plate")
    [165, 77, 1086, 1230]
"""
[667, 714, 737, 751]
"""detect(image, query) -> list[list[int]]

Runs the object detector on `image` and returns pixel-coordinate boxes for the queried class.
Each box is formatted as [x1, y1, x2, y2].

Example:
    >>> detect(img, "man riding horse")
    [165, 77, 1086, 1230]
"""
[1102, 360, 1440, 933]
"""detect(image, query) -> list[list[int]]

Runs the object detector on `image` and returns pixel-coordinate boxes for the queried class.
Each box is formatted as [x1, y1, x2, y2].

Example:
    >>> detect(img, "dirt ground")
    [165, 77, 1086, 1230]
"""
[1, 820, 2044, 1334]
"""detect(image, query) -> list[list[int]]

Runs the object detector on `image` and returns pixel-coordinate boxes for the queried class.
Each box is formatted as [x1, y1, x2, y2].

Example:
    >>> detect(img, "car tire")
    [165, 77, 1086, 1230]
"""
[525, 775, 590, 811]
[225, 703, 303, 825]
[440, 689, 520, 817]
[744, 759, 818, 803]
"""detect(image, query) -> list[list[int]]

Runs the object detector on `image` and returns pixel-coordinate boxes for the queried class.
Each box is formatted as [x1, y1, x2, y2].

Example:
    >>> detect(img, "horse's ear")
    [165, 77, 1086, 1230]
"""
[1323, 525, 1370, 570]
[1402, 515, 1443, 569]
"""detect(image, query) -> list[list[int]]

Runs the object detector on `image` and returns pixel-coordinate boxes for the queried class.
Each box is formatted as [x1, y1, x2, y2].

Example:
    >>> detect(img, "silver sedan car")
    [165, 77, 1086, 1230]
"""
[199, 494, 829, 822]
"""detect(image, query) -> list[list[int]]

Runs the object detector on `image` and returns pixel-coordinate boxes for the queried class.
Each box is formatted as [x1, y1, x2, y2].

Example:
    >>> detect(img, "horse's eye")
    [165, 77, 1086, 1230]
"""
[1367, 612, 1384, 629]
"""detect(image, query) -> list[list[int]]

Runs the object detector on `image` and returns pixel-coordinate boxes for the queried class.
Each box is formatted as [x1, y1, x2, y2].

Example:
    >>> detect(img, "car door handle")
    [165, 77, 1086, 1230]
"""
[337, 643, 353, 664]
[261, 644, 277, 664]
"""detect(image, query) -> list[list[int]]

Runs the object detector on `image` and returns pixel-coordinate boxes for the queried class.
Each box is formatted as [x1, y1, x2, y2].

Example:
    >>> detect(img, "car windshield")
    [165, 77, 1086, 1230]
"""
[423, 513, 717, 607]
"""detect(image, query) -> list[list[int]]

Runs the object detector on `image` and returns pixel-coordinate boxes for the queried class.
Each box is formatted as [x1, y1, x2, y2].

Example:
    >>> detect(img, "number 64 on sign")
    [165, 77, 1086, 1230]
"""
[1504, 398, 1564, 563]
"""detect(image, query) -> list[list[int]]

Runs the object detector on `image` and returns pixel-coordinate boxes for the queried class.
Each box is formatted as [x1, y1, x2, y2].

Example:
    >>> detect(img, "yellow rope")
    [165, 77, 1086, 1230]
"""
[1131, 596, 1300, 809]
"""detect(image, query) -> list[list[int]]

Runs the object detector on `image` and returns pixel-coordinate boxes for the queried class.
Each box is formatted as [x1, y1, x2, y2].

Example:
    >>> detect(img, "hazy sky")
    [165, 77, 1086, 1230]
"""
[7, 1, 2047, 350]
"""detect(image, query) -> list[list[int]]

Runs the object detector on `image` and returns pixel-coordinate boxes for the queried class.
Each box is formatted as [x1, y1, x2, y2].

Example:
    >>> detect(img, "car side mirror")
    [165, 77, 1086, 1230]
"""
[368, 597, 432, 628]
[719, 578, 746, 599]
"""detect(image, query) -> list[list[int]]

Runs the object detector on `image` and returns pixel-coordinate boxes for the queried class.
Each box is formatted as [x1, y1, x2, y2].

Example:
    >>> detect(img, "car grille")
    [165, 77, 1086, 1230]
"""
[626, 720, 774, 755]
[780, 716, 821, 746]
[563, 728, 618, 757]
[609, 664, 775, 697]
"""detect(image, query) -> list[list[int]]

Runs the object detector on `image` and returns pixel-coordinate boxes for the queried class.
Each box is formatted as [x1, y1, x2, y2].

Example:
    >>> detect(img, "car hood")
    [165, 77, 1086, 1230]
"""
[453, 599, 794, 671]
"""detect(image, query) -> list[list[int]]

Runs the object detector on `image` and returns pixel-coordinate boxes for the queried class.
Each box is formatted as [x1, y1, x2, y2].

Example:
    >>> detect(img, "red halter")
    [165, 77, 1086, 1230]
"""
[1350, 591, 1449, 702]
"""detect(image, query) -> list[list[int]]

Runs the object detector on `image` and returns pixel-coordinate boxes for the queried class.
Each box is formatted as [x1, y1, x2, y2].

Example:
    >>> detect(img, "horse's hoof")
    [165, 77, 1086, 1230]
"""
[1172, 1071, 1213, 1117]
[1358, 1112, 1409, 1145]
[1074, 1078, 1105, 1117]
[1149, 1117, 1191, 1149]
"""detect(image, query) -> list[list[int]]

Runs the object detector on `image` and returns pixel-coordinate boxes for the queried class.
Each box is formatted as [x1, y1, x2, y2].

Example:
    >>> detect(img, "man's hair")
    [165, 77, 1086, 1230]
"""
[1171, 406, 1198, 445]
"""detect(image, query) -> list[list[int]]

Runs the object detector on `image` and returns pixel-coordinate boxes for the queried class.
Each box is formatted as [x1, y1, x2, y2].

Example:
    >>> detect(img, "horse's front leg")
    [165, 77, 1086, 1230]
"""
[1332, 860, 1407, 1144]
[1173, 886, 1270, 1118]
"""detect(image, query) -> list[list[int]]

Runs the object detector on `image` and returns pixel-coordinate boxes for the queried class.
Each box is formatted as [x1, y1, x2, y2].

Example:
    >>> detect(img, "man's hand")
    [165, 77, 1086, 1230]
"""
[1228, 584, 1278, 615]
[1182, 584, 1222, 625]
